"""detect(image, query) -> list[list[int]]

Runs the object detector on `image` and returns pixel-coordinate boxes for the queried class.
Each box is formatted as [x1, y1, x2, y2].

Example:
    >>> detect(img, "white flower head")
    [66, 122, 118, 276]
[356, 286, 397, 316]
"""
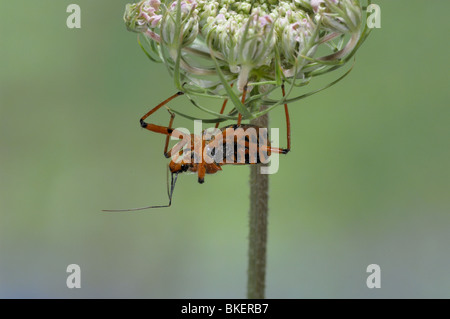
[124, 0, 371, 120]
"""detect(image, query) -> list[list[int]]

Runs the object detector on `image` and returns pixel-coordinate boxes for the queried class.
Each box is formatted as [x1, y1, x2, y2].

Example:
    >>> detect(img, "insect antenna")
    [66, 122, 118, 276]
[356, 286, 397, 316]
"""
[102, 166, 178, 212]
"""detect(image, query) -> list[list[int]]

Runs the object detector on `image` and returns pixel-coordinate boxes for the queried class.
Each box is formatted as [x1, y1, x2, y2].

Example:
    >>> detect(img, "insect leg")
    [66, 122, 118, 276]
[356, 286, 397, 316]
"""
[281, 83, 291, 154]
[237, 84, 248, 126]
[139, 92, 189, 155]
[215, 83, 233, 129]
[197, 139, 206, 184]
[259, 84, 291, 155]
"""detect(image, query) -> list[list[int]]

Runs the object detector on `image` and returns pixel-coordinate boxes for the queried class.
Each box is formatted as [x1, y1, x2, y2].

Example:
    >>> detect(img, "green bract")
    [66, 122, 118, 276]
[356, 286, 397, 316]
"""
[124, 0, 372, 122]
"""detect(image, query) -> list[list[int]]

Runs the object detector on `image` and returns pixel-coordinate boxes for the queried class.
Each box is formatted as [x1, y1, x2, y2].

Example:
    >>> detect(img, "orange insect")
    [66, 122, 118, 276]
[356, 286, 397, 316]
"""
[103, 84, 291, 211]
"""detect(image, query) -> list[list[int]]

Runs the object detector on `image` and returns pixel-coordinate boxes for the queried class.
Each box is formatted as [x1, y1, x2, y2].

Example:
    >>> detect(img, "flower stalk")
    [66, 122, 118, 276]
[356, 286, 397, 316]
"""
[248, 108, 269, 299]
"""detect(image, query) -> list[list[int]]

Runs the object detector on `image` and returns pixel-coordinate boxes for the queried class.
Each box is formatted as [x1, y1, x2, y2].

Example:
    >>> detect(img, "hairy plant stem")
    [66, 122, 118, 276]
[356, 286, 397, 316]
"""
[247, 108, 269, 299]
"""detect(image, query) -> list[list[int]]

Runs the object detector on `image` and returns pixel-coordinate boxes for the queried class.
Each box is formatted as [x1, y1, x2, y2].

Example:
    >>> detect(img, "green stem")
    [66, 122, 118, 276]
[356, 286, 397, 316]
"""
[247, 108, 269, 299]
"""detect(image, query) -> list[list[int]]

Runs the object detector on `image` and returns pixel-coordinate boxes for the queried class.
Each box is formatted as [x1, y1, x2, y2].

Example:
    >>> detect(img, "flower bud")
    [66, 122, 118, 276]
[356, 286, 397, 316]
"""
[161, 0, 199, 51]
[124, 0, 162, 33]
[281, 16, 318, 67]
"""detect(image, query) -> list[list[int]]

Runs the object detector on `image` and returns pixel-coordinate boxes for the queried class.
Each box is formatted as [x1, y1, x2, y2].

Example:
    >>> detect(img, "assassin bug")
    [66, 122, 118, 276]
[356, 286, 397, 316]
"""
[103, 84, 291, 211]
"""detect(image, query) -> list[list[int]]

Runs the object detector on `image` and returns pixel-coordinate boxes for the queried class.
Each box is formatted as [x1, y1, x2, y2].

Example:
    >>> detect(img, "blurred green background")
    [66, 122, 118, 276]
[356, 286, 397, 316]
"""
[0, 0, 448, 298]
